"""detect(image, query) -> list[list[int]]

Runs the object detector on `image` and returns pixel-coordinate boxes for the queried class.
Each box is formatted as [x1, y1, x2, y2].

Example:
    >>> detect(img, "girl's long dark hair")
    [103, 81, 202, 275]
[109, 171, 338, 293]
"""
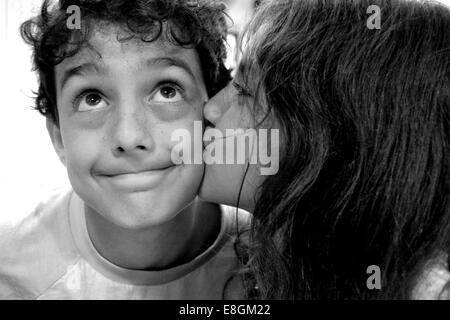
[243, 0, 450, 299]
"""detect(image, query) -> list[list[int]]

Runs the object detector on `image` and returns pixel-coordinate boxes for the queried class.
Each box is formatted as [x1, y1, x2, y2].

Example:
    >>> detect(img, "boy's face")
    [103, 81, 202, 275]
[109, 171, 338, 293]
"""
[50, 26, 207, 229]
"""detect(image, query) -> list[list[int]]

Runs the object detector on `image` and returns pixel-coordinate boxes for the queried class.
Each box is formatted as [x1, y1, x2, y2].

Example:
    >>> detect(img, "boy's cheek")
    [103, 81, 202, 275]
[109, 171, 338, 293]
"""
[167, 119, 205, 164]
[151, 104, 202, 123]
[151, 93, 205, 123]
[60, 109, 113, 131]
[60, 129, 103, 162]
[159, 107, 203, 138]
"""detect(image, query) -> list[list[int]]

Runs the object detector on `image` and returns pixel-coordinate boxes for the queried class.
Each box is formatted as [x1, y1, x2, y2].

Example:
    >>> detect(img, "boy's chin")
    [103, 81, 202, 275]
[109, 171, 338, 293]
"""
[90, 195, 196, 230]
[76, 165, 204, 229]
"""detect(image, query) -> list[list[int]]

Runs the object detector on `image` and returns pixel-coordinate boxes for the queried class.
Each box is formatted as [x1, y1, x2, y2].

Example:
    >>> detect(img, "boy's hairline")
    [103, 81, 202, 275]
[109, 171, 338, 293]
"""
[30, 1, 231, 125]
[49, 20, 212, 124]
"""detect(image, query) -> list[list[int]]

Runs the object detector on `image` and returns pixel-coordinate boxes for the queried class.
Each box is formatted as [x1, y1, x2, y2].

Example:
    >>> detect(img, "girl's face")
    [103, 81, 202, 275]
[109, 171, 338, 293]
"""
[199, 58, 280, 212]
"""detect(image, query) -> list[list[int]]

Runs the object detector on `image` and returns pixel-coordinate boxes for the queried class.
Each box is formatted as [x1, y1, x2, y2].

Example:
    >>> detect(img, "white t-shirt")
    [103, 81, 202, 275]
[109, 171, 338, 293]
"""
[0, 190, 249, 300]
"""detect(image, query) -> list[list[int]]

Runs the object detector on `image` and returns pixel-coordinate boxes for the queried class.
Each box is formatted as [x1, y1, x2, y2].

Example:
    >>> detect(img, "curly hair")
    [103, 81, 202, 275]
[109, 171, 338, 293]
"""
[20, 0, 232, 125]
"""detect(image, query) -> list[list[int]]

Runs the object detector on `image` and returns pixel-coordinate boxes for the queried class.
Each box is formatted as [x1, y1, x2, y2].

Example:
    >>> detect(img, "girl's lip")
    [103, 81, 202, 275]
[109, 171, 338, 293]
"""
[203, 126, 246, 148]
[203, 126, 215, 148]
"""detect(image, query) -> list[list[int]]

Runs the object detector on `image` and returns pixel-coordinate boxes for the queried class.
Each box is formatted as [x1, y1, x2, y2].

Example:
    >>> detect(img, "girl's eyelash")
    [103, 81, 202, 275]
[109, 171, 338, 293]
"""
[232, 81, 252, 97]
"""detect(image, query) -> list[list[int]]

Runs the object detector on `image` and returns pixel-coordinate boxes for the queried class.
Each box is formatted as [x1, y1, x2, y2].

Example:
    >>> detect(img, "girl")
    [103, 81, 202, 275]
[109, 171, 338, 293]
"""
[201, 0, 450, 299]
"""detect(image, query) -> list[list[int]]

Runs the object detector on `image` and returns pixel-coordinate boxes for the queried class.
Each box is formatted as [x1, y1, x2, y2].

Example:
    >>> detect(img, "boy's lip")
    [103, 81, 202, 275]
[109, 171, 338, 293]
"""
[97, 164, 175, 177]
[95, 165, 176, 191]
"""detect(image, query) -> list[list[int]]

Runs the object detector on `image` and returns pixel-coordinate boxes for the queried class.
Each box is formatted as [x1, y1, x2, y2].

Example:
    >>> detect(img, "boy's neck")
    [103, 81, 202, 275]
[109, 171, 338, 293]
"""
[84, 200, 222, 271]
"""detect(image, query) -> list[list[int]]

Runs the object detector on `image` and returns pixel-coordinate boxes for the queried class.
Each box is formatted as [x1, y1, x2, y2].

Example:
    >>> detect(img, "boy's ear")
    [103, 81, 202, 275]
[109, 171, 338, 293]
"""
[46, 118, 66, 166]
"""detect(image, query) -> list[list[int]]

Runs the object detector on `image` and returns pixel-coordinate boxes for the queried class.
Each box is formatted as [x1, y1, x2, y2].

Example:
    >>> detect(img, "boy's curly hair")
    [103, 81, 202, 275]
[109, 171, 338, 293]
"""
[21, 0, 232, 125]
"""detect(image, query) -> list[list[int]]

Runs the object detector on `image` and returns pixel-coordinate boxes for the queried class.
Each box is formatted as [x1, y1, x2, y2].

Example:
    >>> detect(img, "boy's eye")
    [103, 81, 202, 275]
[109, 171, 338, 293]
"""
[151, 85, 184, 103]
[76, 92, 108, 112]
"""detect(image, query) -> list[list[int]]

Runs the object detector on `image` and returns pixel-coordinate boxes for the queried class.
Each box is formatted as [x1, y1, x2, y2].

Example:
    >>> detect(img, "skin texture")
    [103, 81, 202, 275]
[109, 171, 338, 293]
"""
[48, 25, 221, 270]
[199, 56, 279, 212]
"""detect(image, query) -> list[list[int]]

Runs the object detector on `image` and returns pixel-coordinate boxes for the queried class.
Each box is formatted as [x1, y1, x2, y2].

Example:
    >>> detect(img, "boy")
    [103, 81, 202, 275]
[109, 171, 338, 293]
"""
[0, 0, 247, 299]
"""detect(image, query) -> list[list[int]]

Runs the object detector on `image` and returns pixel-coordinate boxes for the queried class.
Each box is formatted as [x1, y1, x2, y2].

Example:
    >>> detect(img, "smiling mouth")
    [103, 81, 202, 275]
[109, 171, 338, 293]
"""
[98, 166, 176, 191]
[101, 165, 175, 177]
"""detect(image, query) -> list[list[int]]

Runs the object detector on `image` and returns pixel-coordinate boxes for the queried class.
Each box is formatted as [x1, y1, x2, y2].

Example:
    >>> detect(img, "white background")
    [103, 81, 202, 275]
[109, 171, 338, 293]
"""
[0, 0, 448, 221]
[0, 0, 69, 223]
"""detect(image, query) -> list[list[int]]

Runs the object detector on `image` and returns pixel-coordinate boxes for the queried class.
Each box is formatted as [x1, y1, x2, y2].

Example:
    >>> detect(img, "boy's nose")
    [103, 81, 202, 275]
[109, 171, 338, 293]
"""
[111, 105, 154, 156]
[203, 86, 232, 126]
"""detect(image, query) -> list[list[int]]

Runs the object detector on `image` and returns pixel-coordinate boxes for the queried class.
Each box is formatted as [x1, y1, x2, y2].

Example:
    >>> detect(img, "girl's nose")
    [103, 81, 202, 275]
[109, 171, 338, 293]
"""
[203, 85, 232, 126]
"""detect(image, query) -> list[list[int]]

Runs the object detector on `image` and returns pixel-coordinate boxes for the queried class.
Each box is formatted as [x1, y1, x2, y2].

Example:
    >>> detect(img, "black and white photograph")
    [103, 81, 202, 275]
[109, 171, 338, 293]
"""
[0, 0, 449, 305]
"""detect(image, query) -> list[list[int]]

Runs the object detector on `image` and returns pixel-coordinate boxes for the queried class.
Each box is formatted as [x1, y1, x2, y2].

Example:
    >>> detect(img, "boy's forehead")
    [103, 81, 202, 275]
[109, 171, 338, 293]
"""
[56, 25, 204, 81]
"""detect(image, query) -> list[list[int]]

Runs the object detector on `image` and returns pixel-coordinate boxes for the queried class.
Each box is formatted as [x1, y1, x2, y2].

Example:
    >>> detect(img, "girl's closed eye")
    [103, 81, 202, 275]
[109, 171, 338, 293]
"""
[232, 81, 253, 106]
[232, 81, 252, 98]
[73, 90, 109, 112]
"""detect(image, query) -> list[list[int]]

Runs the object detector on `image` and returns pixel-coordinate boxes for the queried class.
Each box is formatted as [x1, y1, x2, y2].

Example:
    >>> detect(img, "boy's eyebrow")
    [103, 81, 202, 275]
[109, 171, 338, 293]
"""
[60, 62, 105, 91]
[59, 57, 197, 91]
[144, 57, 196, 81]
